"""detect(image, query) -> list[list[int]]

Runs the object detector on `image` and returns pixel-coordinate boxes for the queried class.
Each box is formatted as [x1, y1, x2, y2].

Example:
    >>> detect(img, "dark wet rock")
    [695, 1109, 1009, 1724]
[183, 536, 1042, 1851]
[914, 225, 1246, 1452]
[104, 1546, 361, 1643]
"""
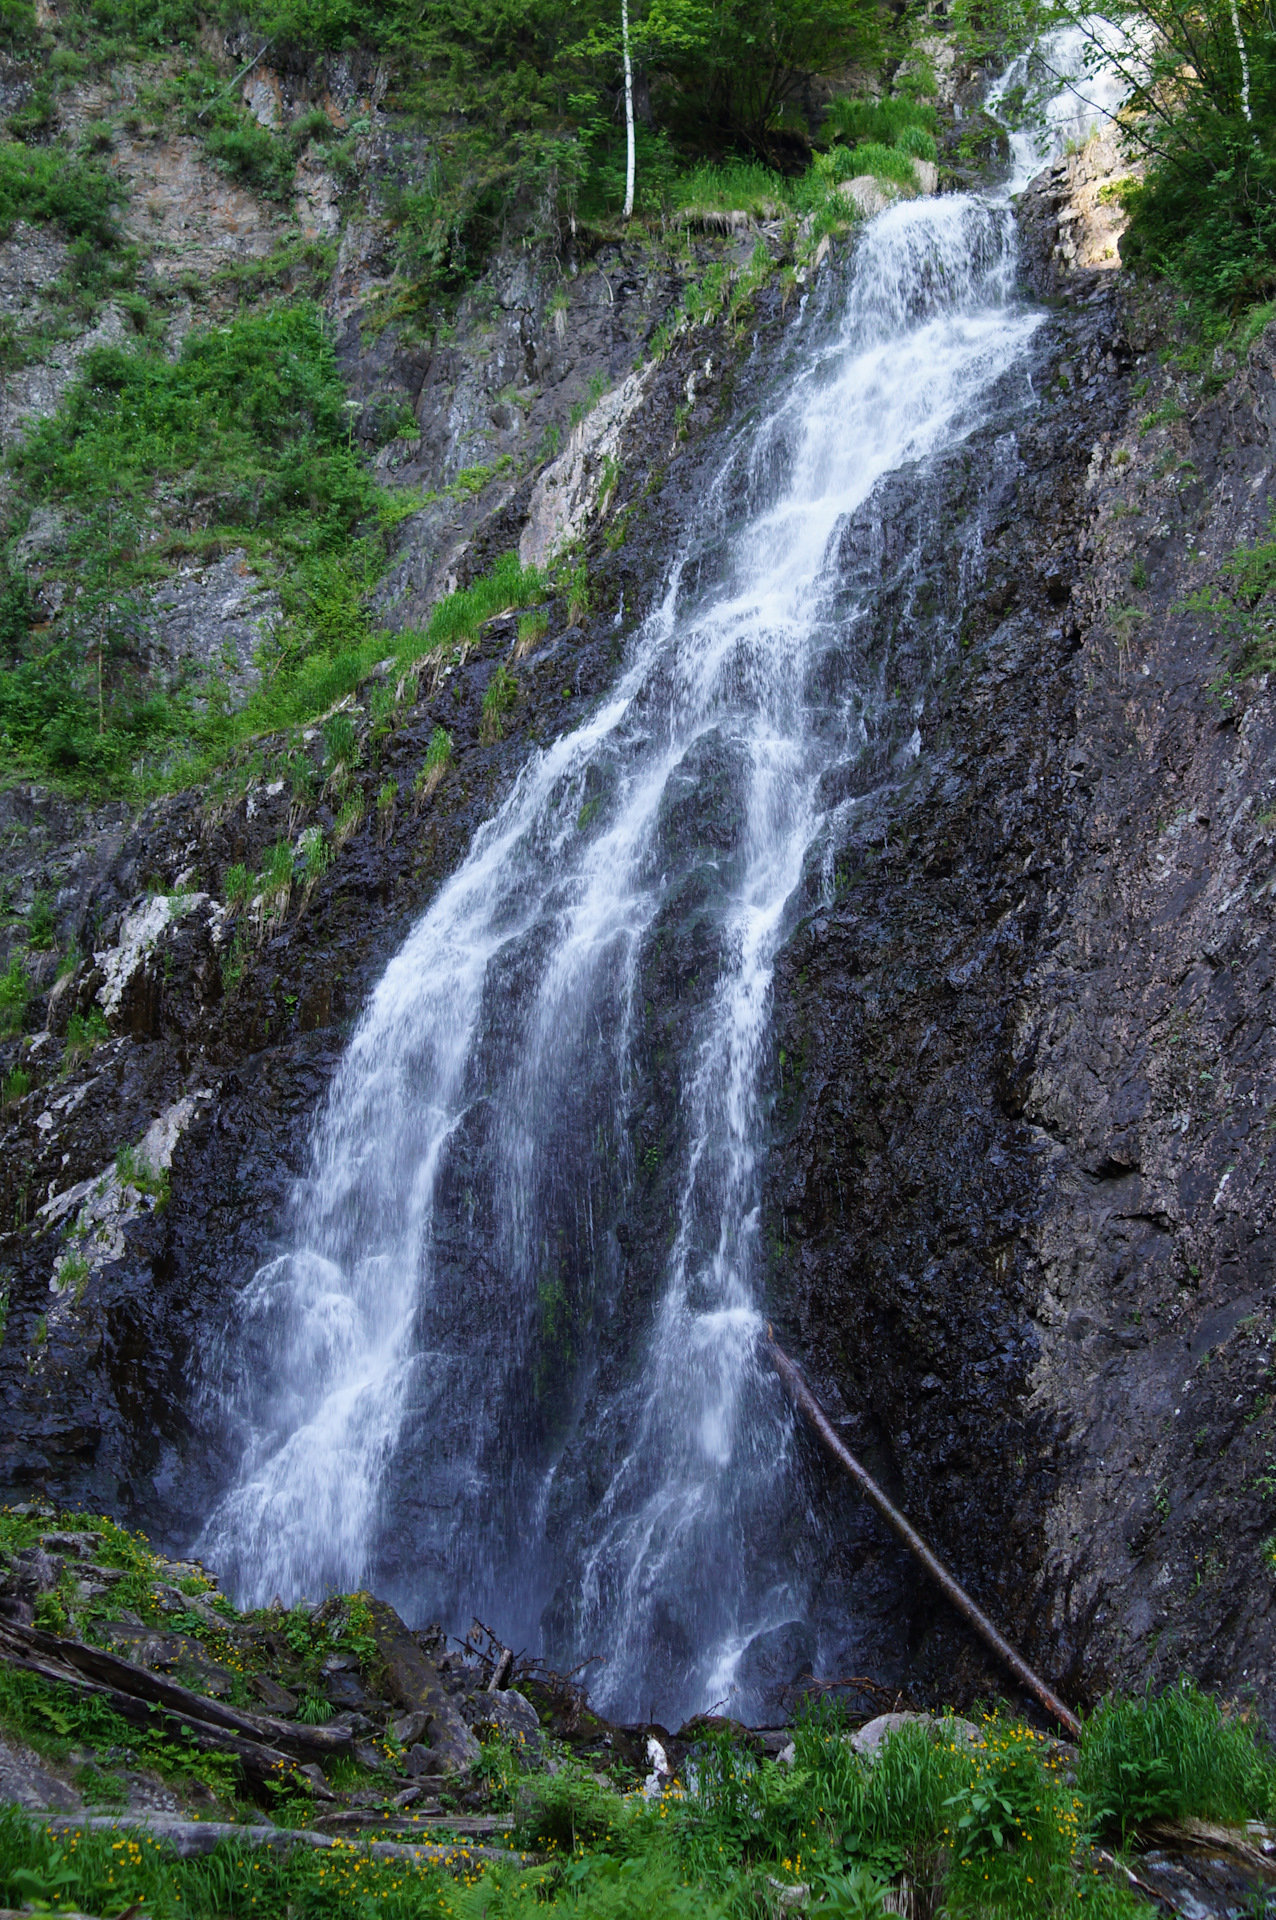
[325, 1669, 368, 1710]
[95, 1624, 238, 1698]
[365, 1599, 480, 1773]
[465, 1688, 542, 1757]
[250, 1674, 298, 1716]
[733, 1622, 817, 1706]
[0, 1733, 80, 1811]
[4, 1547, 57, 1598]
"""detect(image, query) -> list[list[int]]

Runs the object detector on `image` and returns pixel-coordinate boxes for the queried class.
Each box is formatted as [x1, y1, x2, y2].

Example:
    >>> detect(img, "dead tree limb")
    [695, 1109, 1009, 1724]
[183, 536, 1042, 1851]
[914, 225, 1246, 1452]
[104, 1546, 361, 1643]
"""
[0, 1621, 351, 1759]
[765, 1328, 1082, 1741]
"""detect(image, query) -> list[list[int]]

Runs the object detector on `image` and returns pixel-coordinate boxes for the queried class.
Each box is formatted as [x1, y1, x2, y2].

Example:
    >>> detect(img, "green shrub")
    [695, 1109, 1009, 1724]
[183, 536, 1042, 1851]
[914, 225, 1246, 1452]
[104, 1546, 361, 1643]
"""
[2, 1065, 29, 1105]
[480, 665, 518, 744]
[0, 141, 123, 245]
[427, 553, 544, 655]
[0, 954, 28, 1035]
[24, 892, 55, 950]
[223, 863, 252, 910]
[261, 839, 294, 894]
[512, 1761, 625, 1852]
[201, 114, 296, 200]
[322, 711, 357, 773]
[1078, 1678, 1276, 1840]
[297, 824, 332, 885]
[63, 1006, 108, 1064]
[416, 725, 452, 798]
[672, 157, 785, 212]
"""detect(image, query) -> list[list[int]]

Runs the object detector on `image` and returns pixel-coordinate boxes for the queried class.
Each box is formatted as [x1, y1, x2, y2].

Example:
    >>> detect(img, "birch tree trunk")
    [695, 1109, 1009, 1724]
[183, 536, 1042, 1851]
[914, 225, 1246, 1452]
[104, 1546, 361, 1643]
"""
[621, 0, 636, 218]
[1230, 0, 1252, 119]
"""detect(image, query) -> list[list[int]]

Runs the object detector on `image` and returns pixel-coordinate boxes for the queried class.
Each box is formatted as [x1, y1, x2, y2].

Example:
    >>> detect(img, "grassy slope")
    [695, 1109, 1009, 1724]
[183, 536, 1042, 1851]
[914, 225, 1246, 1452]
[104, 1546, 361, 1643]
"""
[4, 1510, 1276, 1917]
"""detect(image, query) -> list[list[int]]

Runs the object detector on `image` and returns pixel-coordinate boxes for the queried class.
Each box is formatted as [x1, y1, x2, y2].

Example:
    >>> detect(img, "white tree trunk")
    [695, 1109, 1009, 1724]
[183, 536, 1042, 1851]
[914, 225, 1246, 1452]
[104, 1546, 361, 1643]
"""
[1231, 0, 1252, 119]
[621, 0, 636, 219]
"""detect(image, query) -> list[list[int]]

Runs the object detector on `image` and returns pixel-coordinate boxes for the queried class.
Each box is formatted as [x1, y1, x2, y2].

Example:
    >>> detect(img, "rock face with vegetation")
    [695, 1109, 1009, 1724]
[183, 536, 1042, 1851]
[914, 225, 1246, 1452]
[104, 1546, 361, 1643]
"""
[0, 0, 1275, 1905]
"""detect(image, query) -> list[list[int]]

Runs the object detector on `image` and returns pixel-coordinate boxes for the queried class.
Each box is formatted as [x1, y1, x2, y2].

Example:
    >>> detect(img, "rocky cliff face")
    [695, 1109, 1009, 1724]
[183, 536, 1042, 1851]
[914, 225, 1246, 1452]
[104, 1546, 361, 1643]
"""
[764, 239, 1276, 1713]
[3, 54, 1275, 1722]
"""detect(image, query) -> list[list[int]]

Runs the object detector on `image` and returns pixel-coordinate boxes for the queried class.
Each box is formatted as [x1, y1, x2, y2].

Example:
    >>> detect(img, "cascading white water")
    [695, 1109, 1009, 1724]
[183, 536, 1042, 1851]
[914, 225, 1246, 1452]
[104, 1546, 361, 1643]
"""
[200, 36, 1116, 1721]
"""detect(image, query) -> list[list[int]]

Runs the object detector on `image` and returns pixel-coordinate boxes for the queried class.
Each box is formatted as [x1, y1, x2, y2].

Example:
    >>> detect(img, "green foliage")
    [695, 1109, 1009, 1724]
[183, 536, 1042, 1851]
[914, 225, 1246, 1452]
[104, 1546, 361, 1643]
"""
[1078, 1678, 1276, 1840]
[480, 664, 519, 743]
[261, 838, 294, 894]
[673, 157, 785, 213]
[24, 891, 55, 950]
[896, 122, 938, 163]
[821, 94, 937, 147]
[224, 862, 253, 910]
[839, 141, 920, 187]
[0, 1668, 239, 1803]
[298, 823, 332, 885]
[296, 1688, 334, 1724]
[428, 552, 544, 653]
[417, 724, 453, 796]
[513, 1761, 625, 1851]
[0, 304, 397, 794]
[63, 1006, 108, 1064]
[323, 711, 358, 773]
[115, 1141, 169, 1202]
[1064, 0, 1276, 310]
[0, 141, 123, 246]
[2, 1065, 29, 1105]
[1183, 509, 1276, 676]
[0, 954, 28, 1035]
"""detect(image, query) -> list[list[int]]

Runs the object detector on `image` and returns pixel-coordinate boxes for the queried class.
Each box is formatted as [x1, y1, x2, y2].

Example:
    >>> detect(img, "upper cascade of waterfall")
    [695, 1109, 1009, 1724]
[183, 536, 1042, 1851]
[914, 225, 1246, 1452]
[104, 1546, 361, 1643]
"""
[199, 31, 1119, 1725]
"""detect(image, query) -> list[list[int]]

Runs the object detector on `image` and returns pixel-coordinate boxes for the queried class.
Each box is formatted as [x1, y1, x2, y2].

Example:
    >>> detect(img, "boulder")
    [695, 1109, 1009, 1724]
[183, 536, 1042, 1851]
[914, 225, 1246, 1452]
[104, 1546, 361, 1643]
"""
[365, 1599, 480, 1774]
[466, 1688, 542, 1756]
[849, 1712, 981, 1758]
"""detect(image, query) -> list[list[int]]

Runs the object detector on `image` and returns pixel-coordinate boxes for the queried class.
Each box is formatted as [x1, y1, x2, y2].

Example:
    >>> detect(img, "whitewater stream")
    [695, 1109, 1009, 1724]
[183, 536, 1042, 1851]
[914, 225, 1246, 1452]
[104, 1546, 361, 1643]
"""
[201, 37, 1118, 1724]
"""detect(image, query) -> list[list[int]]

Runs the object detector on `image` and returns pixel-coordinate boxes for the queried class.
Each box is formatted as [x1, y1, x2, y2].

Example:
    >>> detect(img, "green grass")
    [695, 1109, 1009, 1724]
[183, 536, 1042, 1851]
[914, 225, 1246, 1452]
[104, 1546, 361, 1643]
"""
[1077, 1678, 1276, 1841]
[0, 1509, 1268, 1920]
[0, 305, 547, 799]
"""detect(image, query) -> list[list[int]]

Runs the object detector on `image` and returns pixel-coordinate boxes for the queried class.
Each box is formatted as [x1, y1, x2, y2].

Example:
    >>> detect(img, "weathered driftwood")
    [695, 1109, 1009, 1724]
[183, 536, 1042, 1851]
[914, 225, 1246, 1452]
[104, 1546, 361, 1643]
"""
[2, 1620, 353, 1759]
[765, 1329, 1082, 1740]
[43, 1812, 527, 1870]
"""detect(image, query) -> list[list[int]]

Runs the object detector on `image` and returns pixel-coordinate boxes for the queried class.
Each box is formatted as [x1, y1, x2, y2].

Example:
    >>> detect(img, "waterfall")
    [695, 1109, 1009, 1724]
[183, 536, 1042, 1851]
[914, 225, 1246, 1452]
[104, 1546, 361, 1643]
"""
[199, 36, 1114, 1725]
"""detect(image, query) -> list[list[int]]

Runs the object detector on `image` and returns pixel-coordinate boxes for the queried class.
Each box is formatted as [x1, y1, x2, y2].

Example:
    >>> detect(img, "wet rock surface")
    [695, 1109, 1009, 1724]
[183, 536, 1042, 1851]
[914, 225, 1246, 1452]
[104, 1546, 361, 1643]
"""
[0, 120, 1274, 1778]
[764, 261, 1276, 1724]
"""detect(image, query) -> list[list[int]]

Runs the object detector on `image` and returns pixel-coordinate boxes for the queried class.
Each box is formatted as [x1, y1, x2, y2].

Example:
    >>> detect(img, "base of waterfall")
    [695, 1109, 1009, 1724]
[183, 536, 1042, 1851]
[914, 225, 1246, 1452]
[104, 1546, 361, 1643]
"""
[0, 1511, 1274, 1919]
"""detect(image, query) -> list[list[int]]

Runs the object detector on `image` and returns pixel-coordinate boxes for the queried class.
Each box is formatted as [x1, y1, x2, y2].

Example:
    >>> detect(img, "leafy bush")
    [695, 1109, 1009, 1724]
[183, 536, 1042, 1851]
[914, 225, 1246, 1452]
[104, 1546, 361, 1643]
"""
[64, 1006, 108, 1064]
[2, 1065, 29, 1104]
[513, 1761, 625, 1851]
[0, 141, 123, 245]
[1068, 0, 1276, 310]
[673, 157, 786, 213]
[1078, 1678, 1276, 1840]
[0, 304, 388, 793]
[0, 954, 28, 1035]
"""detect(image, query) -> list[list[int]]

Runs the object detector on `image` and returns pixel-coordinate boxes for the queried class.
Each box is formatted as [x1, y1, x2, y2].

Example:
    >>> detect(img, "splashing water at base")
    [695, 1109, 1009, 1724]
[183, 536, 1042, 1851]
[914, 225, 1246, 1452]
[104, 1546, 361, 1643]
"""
[200, 42, 1111, 1722]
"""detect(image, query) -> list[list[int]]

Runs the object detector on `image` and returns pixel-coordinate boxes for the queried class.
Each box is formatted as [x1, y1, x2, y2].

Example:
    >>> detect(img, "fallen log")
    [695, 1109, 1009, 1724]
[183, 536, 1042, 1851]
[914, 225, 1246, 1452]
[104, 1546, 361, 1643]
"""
[0, 1635, 324, 1793]
[765, 1328, 1082, 1740]
[0, 1620, 352, 1759]
[43, 1813, 528, 1871]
